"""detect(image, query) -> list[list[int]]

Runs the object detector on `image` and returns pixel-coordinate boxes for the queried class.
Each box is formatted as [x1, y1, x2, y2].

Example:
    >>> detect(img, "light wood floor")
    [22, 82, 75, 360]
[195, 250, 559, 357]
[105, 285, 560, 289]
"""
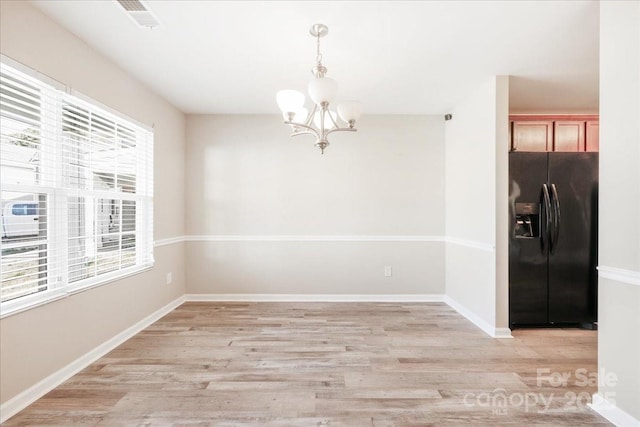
[5, 302, 610, 426]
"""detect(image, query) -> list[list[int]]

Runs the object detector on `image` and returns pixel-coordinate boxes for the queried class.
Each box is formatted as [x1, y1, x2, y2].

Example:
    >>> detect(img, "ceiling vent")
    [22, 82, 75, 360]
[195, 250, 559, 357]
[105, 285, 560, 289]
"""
[116, 0, 161, 29]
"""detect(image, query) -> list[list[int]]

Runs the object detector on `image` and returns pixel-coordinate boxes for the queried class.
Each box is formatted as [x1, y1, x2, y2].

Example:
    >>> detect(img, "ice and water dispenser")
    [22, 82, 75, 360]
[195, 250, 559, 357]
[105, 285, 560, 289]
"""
[514, 202, 540, 238]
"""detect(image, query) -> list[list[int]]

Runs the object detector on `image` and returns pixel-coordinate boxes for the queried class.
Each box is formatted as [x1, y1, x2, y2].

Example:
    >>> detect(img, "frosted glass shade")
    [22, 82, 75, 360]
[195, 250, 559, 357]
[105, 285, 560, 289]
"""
[337, 101, 363, 122]
[313, 110, 338, 129]
[294, 107, 309, 122]
[308, 77, 338, 105]
[276, 89, 305, 113]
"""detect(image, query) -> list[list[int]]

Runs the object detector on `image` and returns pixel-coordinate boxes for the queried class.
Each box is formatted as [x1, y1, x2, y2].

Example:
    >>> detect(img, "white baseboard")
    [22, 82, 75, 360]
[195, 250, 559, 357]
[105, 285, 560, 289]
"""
[589, 393, 640, 426]
[493, 327, 514, 338]
[0, 295, 186, 424]
[444, 296, 512, 339]
[186, 293, 445, 302]
[186, 294, 512, 338]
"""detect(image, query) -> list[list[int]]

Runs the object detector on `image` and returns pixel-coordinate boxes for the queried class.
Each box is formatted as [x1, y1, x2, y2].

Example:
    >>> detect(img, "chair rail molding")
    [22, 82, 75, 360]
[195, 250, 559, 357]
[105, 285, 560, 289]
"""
[185, 235, 445, 242]
[597, 266, 640, 287]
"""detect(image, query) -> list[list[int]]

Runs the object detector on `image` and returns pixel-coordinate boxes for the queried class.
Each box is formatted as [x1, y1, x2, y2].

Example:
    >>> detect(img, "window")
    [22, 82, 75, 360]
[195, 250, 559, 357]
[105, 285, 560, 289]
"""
[0, 58, 153, 316]
[12, 203, 37, 215]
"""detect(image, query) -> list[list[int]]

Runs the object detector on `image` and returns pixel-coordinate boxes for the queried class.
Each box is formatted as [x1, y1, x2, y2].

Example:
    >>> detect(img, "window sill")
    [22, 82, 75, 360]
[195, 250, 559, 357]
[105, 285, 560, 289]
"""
[0, 264, 153, 320]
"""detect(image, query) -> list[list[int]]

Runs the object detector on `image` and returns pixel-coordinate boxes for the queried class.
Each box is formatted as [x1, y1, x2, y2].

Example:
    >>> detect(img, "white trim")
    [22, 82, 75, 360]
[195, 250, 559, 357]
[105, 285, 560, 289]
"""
[142, 236, 503, 251]
[589, 393, 640, 427]
[186, 293, 445, 302]
[185, 294, 512, 339]
[445, 237, 495, 252]
[0, 295, 186, 424]
[149, 235, 450, 245]
[0, 266, 153, 320]
[147, 235, 531, 252]
[0, 293, 67, 320]
[186, 235, 445, 242]
[444, 295, 494, 337]
[493, 328, 514, 338]
[154, 236, 185, 247]
[444, 296, 512, 339]
[598, 266, 640, 287]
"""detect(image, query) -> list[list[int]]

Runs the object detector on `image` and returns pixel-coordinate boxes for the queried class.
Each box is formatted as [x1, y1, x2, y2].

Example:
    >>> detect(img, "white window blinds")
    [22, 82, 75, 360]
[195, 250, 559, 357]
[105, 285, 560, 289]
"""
[0, 59, 153, 314]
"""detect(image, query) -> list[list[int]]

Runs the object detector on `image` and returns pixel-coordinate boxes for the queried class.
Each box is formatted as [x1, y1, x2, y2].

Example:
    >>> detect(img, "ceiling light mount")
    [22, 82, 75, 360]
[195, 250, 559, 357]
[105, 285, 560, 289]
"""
[276, 24, 362, 154]
[309, 23, 329, 38]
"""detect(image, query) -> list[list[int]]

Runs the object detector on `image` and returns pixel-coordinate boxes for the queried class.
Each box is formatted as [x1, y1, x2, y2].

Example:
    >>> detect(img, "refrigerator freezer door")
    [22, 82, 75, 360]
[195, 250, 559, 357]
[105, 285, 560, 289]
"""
[509, 152, 549, 325]
[548, 153, 598, 324]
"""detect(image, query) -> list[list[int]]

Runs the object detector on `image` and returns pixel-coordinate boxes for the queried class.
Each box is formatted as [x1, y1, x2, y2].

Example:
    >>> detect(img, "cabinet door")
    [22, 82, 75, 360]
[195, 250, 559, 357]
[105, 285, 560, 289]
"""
[554, 121, 585, 152]
[511, 121, 553, 152]
[586, 120, 599, 152]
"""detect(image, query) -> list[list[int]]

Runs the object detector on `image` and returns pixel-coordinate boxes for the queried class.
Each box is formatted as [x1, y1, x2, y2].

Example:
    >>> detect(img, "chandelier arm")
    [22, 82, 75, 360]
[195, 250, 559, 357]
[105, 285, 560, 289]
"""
[290, 130, 318, 138]
[320, 105, 327, 140]
[285, 122, 320, 139]
[327, 110, 340, 128]
[325, 127, 358, 136]
[304, 104, 318, 127]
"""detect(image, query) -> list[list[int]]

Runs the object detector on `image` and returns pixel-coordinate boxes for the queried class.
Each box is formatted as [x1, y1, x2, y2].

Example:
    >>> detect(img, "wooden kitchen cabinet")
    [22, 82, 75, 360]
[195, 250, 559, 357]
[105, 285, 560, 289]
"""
[510, 115, 599, 152]
[511, 120, 553, 152]
[586, 120, 599, 151]
[554, 121, 585, 151]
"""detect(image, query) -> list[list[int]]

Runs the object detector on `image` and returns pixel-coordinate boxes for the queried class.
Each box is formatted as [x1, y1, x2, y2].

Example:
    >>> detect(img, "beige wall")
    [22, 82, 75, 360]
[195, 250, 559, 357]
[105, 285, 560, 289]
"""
[185, 114, 446, 295]
[494, 77, 510, 329]
[598, 1, 640, 421]
[186, 240, 444, 295]
[445, 79, 497, 244]
[0, 1, 186, 404]
[445, 76, 509, 333]
[186, 115, 444, 236]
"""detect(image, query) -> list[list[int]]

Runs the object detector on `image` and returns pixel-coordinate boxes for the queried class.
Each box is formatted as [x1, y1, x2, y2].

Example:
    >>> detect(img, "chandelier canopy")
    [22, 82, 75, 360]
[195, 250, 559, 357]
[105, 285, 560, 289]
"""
[276, 24, 362, 154]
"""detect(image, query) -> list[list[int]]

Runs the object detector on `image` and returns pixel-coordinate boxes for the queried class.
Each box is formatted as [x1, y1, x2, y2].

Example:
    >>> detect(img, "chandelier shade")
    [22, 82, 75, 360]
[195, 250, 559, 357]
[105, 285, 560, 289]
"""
[292, 107, 308, 123]
[337, 101, 363, 123]
[308, 77, 338, 106]
[276, 89, 305, 113]
[276, 23, 362, 154]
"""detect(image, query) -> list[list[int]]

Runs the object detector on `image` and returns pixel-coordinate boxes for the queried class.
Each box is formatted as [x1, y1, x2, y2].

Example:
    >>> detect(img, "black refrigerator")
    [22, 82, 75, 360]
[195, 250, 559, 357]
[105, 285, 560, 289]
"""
[509, 152, 598, 328]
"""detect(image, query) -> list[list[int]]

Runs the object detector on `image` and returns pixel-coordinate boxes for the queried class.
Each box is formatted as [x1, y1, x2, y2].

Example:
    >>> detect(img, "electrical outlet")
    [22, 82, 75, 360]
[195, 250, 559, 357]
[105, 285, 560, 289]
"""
[384, 266, 392, 277]
[166, 272, 173, 285]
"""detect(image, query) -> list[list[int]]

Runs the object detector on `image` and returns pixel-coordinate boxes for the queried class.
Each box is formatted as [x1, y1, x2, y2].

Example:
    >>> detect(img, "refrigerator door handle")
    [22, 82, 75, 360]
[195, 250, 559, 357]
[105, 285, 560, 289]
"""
[550, 183, 561, 253]
[542, 184, 552, 254]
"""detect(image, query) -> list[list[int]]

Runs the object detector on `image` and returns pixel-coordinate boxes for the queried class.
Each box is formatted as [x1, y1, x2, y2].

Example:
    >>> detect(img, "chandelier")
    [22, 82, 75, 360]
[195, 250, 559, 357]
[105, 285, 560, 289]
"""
[276, 24, 363, 154]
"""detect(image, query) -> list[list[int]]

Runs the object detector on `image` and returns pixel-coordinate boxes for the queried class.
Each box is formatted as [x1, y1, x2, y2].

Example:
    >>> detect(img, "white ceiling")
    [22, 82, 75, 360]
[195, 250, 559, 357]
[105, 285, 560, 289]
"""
[31, 0, 600, 115]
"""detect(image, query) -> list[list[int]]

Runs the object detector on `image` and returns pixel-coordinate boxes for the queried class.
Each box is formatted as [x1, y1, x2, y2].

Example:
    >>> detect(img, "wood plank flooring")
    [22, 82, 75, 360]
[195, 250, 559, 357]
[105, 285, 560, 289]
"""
[5, 302, 610, 425]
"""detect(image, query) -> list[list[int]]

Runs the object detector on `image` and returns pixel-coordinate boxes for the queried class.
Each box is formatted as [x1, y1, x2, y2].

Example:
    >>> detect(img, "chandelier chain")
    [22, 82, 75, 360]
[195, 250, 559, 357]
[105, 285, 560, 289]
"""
[316, 33, 322, 66]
